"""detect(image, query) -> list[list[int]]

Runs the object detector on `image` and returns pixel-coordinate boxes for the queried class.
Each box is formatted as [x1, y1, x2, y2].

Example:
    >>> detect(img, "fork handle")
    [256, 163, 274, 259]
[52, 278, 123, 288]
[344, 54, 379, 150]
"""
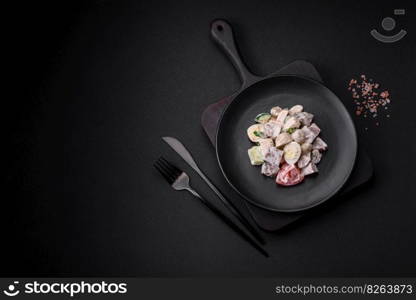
[184, 188, 269, 257]
[185, 188, 203, 199]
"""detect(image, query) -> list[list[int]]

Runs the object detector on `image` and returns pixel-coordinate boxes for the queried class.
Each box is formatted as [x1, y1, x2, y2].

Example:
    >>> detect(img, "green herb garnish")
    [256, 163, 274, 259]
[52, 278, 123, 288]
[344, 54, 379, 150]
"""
[253, 131, 263, 137]
[287, 128, 296, 134]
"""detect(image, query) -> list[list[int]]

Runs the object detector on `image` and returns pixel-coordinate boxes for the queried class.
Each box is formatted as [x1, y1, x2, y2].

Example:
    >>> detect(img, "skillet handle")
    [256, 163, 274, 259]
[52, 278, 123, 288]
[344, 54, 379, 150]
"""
[211, 20, 259, 88]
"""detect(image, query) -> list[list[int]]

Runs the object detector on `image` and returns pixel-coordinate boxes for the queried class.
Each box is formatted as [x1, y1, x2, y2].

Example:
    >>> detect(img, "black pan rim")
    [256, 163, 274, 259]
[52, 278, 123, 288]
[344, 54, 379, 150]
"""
[215, 74, 358, 213]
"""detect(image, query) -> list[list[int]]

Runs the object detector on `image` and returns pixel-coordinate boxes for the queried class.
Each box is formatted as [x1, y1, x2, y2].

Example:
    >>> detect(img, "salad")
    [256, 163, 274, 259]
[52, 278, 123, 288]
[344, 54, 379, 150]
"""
[247, 105, 327, 186]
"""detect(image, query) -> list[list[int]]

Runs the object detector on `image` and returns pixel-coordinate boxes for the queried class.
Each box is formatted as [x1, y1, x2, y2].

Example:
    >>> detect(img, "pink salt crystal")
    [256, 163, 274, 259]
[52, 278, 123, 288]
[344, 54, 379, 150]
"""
[380, 91, 389, 98]
[347, 75, 391, 126]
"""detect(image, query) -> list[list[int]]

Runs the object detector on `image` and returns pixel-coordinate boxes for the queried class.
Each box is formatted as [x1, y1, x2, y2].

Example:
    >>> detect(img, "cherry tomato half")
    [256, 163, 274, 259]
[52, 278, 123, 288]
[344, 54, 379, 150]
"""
[276, 163, 304, 186]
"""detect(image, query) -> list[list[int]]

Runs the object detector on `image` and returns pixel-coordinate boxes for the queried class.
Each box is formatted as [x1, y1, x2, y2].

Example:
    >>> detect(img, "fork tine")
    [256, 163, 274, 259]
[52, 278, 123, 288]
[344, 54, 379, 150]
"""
[156, 158, 177, 182]
[164, 156, 180, 169]
[160, 163, 178, 183]
[154, 160, 175, 184]
[159, 157, 182, 178]
[154, 162, 171, 184]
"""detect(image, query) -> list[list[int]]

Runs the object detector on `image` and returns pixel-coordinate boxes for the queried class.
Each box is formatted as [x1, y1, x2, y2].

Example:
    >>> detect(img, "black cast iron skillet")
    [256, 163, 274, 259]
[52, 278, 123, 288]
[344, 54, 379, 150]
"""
[212, 20, 357, 212]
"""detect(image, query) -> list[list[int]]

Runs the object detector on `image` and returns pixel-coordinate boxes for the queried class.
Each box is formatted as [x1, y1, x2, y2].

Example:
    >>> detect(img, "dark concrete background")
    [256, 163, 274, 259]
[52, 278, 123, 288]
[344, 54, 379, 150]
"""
[3, 0, 415, 276]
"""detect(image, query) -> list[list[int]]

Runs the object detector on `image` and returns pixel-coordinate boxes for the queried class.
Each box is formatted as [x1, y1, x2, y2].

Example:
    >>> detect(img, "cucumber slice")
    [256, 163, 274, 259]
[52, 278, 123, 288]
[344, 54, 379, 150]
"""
[254, 113, 272, 124]
[248, 146, 264, 165]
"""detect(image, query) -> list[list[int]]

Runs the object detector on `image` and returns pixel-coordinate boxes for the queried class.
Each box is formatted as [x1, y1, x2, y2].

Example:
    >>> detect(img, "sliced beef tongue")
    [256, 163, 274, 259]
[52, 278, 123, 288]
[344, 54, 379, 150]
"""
[311, 149, 322, 164]
[261, 163, 279, 177]
[263, 147, 283, 164]
[301, 123, 320, 144]
[308, 123, 321, 137]
[261, 148, 283, 177]
[301, 162, 318, 176]
[263, 121, 282, 138]
[312, 137, 328, 151]
[295, 112, 314, 126]
[297, 152, 311, 169]
[258, 138, 274, 156]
